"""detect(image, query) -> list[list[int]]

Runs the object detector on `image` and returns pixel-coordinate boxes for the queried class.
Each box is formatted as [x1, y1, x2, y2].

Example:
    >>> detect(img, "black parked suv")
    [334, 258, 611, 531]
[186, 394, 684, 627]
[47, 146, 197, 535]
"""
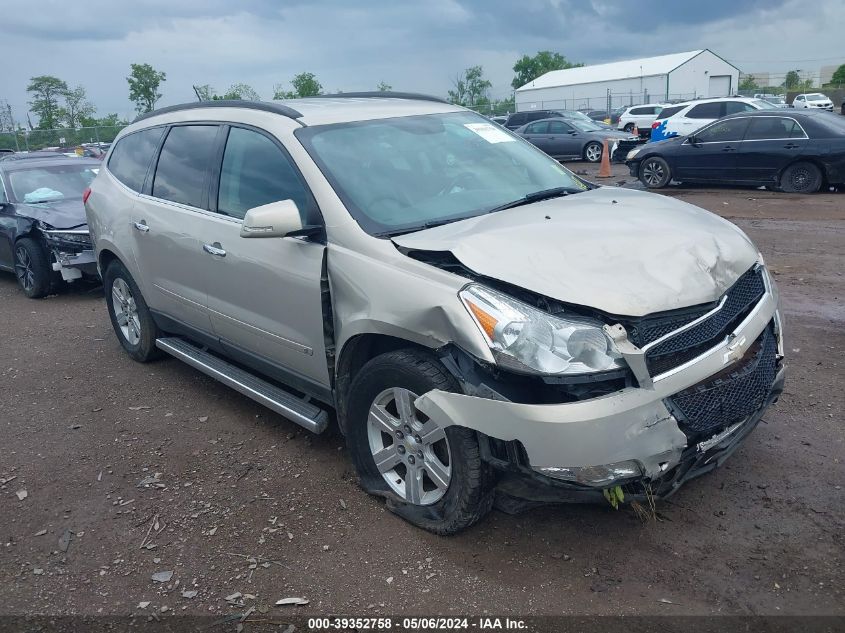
[504, 110, 568, 130]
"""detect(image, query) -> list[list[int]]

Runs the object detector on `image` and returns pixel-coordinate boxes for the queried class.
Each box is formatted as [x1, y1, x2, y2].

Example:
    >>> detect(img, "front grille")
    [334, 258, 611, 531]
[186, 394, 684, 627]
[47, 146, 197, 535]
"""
[634, 266, 766, 376]
[666, 325, 777, 438]
[611, 139, 642, 162]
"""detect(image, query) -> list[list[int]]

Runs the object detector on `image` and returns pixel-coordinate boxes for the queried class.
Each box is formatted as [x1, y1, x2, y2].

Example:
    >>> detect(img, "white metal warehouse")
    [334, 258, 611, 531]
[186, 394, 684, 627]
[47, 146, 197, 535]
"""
[515, 49, 740, 112]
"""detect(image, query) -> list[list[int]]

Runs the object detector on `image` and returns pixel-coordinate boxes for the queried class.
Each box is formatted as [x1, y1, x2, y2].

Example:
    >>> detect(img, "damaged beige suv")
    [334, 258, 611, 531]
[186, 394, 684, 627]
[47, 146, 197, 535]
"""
[86, 94, 785, 534]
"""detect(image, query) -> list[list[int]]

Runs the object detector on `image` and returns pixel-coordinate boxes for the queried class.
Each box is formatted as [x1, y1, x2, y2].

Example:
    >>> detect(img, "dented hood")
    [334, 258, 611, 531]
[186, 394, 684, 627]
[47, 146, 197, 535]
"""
[17, 199, 88, 230]
[392, 187, 758, 317]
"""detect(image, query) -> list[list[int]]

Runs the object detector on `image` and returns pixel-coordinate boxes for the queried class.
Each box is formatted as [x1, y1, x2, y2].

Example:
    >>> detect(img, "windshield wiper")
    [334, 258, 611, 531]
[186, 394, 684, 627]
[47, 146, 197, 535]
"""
[378, 216, 467, 238]
[485, 186, 581, 214]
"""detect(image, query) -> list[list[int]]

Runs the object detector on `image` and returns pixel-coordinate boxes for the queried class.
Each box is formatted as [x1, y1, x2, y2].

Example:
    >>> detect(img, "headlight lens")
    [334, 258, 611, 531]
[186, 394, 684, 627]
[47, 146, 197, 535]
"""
[626, 147, 641, 160]
[460, 284, 624, 376]
[44, 231, 91, 246]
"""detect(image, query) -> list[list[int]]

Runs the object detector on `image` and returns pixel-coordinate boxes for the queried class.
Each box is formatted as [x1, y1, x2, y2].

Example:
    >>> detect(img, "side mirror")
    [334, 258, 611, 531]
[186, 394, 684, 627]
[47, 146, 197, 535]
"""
[240, 199, 311, 239]
[688, 135, 700, 146]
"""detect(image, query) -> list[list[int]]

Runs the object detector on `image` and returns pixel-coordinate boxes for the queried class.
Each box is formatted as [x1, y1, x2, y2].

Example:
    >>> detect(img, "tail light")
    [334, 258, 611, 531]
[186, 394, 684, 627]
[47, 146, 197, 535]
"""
[83, 187, 91, 204]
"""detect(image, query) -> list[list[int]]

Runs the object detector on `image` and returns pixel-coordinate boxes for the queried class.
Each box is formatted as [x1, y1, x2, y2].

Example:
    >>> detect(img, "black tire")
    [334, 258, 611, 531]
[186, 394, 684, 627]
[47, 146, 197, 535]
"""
[346, 349, 494, 535]
[639, 156, 672, 188]
[779, 161, 822, 194]
[623, 123, 635, 133]
[13, 237, 53, 299]
[584, 141, 603, 163]
[103, 260, 162, 362]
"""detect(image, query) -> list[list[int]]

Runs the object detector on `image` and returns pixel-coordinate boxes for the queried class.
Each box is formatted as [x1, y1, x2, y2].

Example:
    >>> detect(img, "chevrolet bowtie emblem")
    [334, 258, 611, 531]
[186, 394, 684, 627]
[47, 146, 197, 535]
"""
[723, 334, 747, 364]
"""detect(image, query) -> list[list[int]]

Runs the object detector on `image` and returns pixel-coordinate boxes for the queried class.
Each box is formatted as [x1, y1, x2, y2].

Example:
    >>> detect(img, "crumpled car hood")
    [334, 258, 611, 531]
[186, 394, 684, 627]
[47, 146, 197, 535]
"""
[16, 199, 87, 229]
[393, 187, 758, 317]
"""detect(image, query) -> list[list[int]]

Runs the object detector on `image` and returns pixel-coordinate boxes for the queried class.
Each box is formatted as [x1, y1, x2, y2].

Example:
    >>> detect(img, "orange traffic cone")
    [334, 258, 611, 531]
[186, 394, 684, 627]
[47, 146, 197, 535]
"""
[631, 123, 639, 137]
[596, 138, 612, 178]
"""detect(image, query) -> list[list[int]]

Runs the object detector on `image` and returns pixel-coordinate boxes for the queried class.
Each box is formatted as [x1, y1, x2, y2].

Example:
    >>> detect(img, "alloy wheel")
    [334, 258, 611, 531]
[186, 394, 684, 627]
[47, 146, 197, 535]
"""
[790, 166, 811, 191]
[642, 160, 665, 186]
[366, 387, 452, 505]
[13, 246, 35, 292]
[111, 277, 142, 346]
[585, 144, 602, 162]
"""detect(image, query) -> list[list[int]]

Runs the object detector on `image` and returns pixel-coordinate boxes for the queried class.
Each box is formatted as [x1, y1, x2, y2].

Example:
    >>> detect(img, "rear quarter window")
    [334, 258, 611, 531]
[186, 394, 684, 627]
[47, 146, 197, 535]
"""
[107, 127, 165, 192]
[655, 105, 684, 120]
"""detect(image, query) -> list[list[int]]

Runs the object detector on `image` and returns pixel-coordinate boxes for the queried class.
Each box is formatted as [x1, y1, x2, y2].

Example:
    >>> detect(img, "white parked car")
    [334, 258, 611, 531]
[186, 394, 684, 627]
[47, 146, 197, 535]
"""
[650, 97, 777, 142]
[617, 104, 665, 134]
[792, 93, 834, 111]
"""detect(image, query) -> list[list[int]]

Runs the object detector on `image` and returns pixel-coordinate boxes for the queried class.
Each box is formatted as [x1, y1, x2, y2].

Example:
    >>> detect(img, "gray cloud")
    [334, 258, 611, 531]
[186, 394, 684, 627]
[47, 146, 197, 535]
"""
[1, 0, 841, 124]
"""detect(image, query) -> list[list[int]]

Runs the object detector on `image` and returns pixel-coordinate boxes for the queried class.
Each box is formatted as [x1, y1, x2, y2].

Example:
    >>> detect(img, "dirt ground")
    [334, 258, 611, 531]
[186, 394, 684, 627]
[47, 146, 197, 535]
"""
[1, 165, 843, 622]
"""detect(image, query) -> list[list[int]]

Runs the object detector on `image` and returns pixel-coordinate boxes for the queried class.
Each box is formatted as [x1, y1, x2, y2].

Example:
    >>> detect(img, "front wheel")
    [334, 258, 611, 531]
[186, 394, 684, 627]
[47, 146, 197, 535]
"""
[14, 238, 53, 299]
[639, 156, 672, 188]
[623, 123, 635, 133]
[346, 349, 494, 535]
[103, 260, 162, 362]
[779, 161, 822, 193]
[584, 141, 603, 163]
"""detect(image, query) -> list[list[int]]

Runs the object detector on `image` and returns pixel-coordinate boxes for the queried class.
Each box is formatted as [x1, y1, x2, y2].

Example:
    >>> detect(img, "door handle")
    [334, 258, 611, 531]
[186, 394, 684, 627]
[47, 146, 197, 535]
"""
[133, 221, 150, 232]
[721, 146, 736, 152]
[203, 242, 226, 257]
[784, 143, 800, 149]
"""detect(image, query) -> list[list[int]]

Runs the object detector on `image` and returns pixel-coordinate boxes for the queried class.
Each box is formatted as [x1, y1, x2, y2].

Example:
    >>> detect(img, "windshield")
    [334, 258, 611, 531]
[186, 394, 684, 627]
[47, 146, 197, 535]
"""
[570, 120, 603, 132]
[296, 111, 586, 236]
[765, 96, 786, 104]
[8, 163, 98, 203]
[750, 99, 778, 110]
[806, 93, 827, 101]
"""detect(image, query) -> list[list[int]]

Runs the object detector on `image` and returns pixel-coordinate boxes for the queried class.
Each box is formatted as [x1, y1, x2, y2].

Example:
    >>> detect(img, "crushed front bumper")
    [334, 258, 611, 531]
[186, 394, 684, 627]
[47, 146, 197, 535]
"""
[51, 249, 98, 281]
[414, 275, 783, 503]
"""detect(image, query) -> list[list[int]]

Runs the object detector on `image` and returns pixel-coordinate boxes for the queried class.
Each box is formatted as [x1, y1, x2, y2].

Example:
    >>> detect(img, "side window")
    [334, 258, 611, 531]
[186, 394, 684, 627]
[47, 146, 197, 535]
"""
[695, 118, 750, 142]
[795, 95, 804, 102]
[725, 101, 755, 115]
[509, 114, 526, 127]
[547, 121, 570, 134]
[107, 127, 165, 192]
[687, 102, 724, 119]
[525, 121, 548, 134]
[746, 117, 807, 140]
[630, 107, 647, 115]
[655, 105, 683, 120]
[217, 127, 312, 221]
[152, 125, 219, 208]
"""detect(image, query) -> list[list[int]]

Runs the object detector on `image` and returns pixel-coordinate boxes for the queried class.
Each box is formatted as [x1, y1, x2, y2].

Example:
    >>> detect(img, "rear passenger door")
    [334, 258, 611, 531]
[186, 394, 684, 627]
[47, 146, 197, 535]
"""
[737, 116, 809, 182]
[200, 125, 331, 391]
[521, 121, 549, 152]
[130, 124, 221, 334]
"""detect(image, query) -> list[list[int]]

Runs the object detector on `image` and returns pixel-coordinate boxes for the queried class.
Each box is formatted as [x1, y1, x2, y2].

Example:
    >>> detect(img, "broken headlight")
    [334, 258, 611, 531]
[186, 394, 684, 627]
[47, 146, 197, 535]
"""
[42, 230, 91, 247]
[460, 284, 624, 376]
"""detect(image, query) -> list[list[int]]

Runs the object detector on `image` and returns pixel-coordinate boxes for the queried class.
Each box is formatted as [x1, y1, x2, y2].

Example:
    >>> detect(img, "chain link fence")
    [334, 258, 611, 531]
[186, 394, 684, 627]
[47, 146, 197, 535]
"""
[0, 125, 128, 152]
[515, 91, 699, 115]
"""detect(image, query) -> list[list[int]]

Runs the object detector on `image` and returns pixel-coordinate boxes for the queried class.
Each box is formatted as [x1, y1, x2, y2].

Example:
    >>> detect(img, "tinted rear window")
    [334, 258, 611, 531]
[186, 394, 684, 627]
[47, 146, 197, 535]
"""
[688, 102, 724, 119]
[152, 125, 219, 208]
[107, 127, 165, 192]
[655, 105, 683, 120]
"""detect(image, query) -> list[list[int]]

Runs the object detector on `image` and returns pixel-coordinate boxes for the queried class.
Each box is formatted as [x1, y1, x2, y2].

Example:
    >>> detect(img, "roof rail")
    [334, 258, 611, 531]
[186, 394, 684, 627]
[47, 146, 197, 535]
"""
[314, 91, 450, 104]
[133, 100, 304, 124]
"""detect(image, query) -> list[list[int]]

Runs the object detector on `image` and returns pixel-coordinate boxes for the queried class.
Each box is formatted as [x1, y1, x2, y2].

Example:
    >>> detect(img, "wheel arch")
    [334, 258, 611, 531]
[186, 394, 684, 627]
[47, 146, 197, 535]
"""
[777, 157, 829, 188]
[335, 332, 437, 434]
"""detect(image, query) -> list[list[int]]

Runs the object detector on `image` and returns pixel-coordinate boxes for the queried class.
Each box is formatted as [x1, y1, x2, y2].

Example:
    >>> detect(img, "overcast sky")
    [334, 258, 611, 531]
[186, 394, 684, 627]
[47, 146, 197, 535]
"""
[2, 0, 843, 124]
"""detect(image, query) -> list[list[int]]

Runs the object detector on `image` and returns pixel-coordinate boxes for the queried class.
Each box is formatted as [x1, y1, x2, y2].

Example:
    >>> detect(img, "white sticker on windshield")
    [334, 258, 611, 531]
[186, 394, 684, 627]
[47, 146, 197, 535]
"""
[464, 123, 515, 143]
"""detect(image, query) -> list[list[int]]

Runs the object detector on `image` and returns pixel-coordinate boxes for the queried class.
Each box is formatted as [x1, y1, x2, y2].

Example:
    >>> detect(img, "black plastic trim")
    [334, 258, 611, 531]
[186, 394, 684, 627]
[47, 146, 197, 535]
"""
[133, 100, 304, 124]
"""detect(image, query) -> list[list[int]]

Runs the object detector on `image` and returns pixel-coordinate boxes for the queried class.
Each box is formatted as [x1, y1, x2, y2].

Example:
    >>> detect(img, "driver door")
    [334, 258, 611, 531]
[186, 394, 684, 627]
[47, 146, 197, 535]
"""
[200, 125, 330, 389]
[674, 117, 750, 182]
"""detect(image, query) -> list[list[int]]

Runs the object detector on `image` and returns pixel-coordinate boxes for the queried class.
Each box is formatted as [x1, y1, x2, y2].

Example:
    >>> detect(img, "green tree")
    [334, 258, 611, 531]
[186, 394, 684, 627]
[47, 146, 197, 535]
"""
[127, 63, 166, 113]
[782, 70, 801, 90]
[447, 66, 491, 108]
[830, 64, 845, 85]
[377, 81, 392, 92]
[58, 85, 95, 128]
[218, 83, 261, 100]
[273, 72, 323, 99]
[511, 51, 582, 90]
[27, 75, 68, 129]
[739, 75, 759, 91]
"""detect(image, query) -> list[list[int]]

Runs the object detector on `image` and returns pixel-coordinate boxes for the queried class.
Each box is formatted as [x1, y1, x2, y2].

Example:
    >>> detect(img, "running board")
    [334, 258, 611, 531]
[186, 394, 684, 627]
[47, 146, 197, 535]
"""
[155, 337, 329, 434]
